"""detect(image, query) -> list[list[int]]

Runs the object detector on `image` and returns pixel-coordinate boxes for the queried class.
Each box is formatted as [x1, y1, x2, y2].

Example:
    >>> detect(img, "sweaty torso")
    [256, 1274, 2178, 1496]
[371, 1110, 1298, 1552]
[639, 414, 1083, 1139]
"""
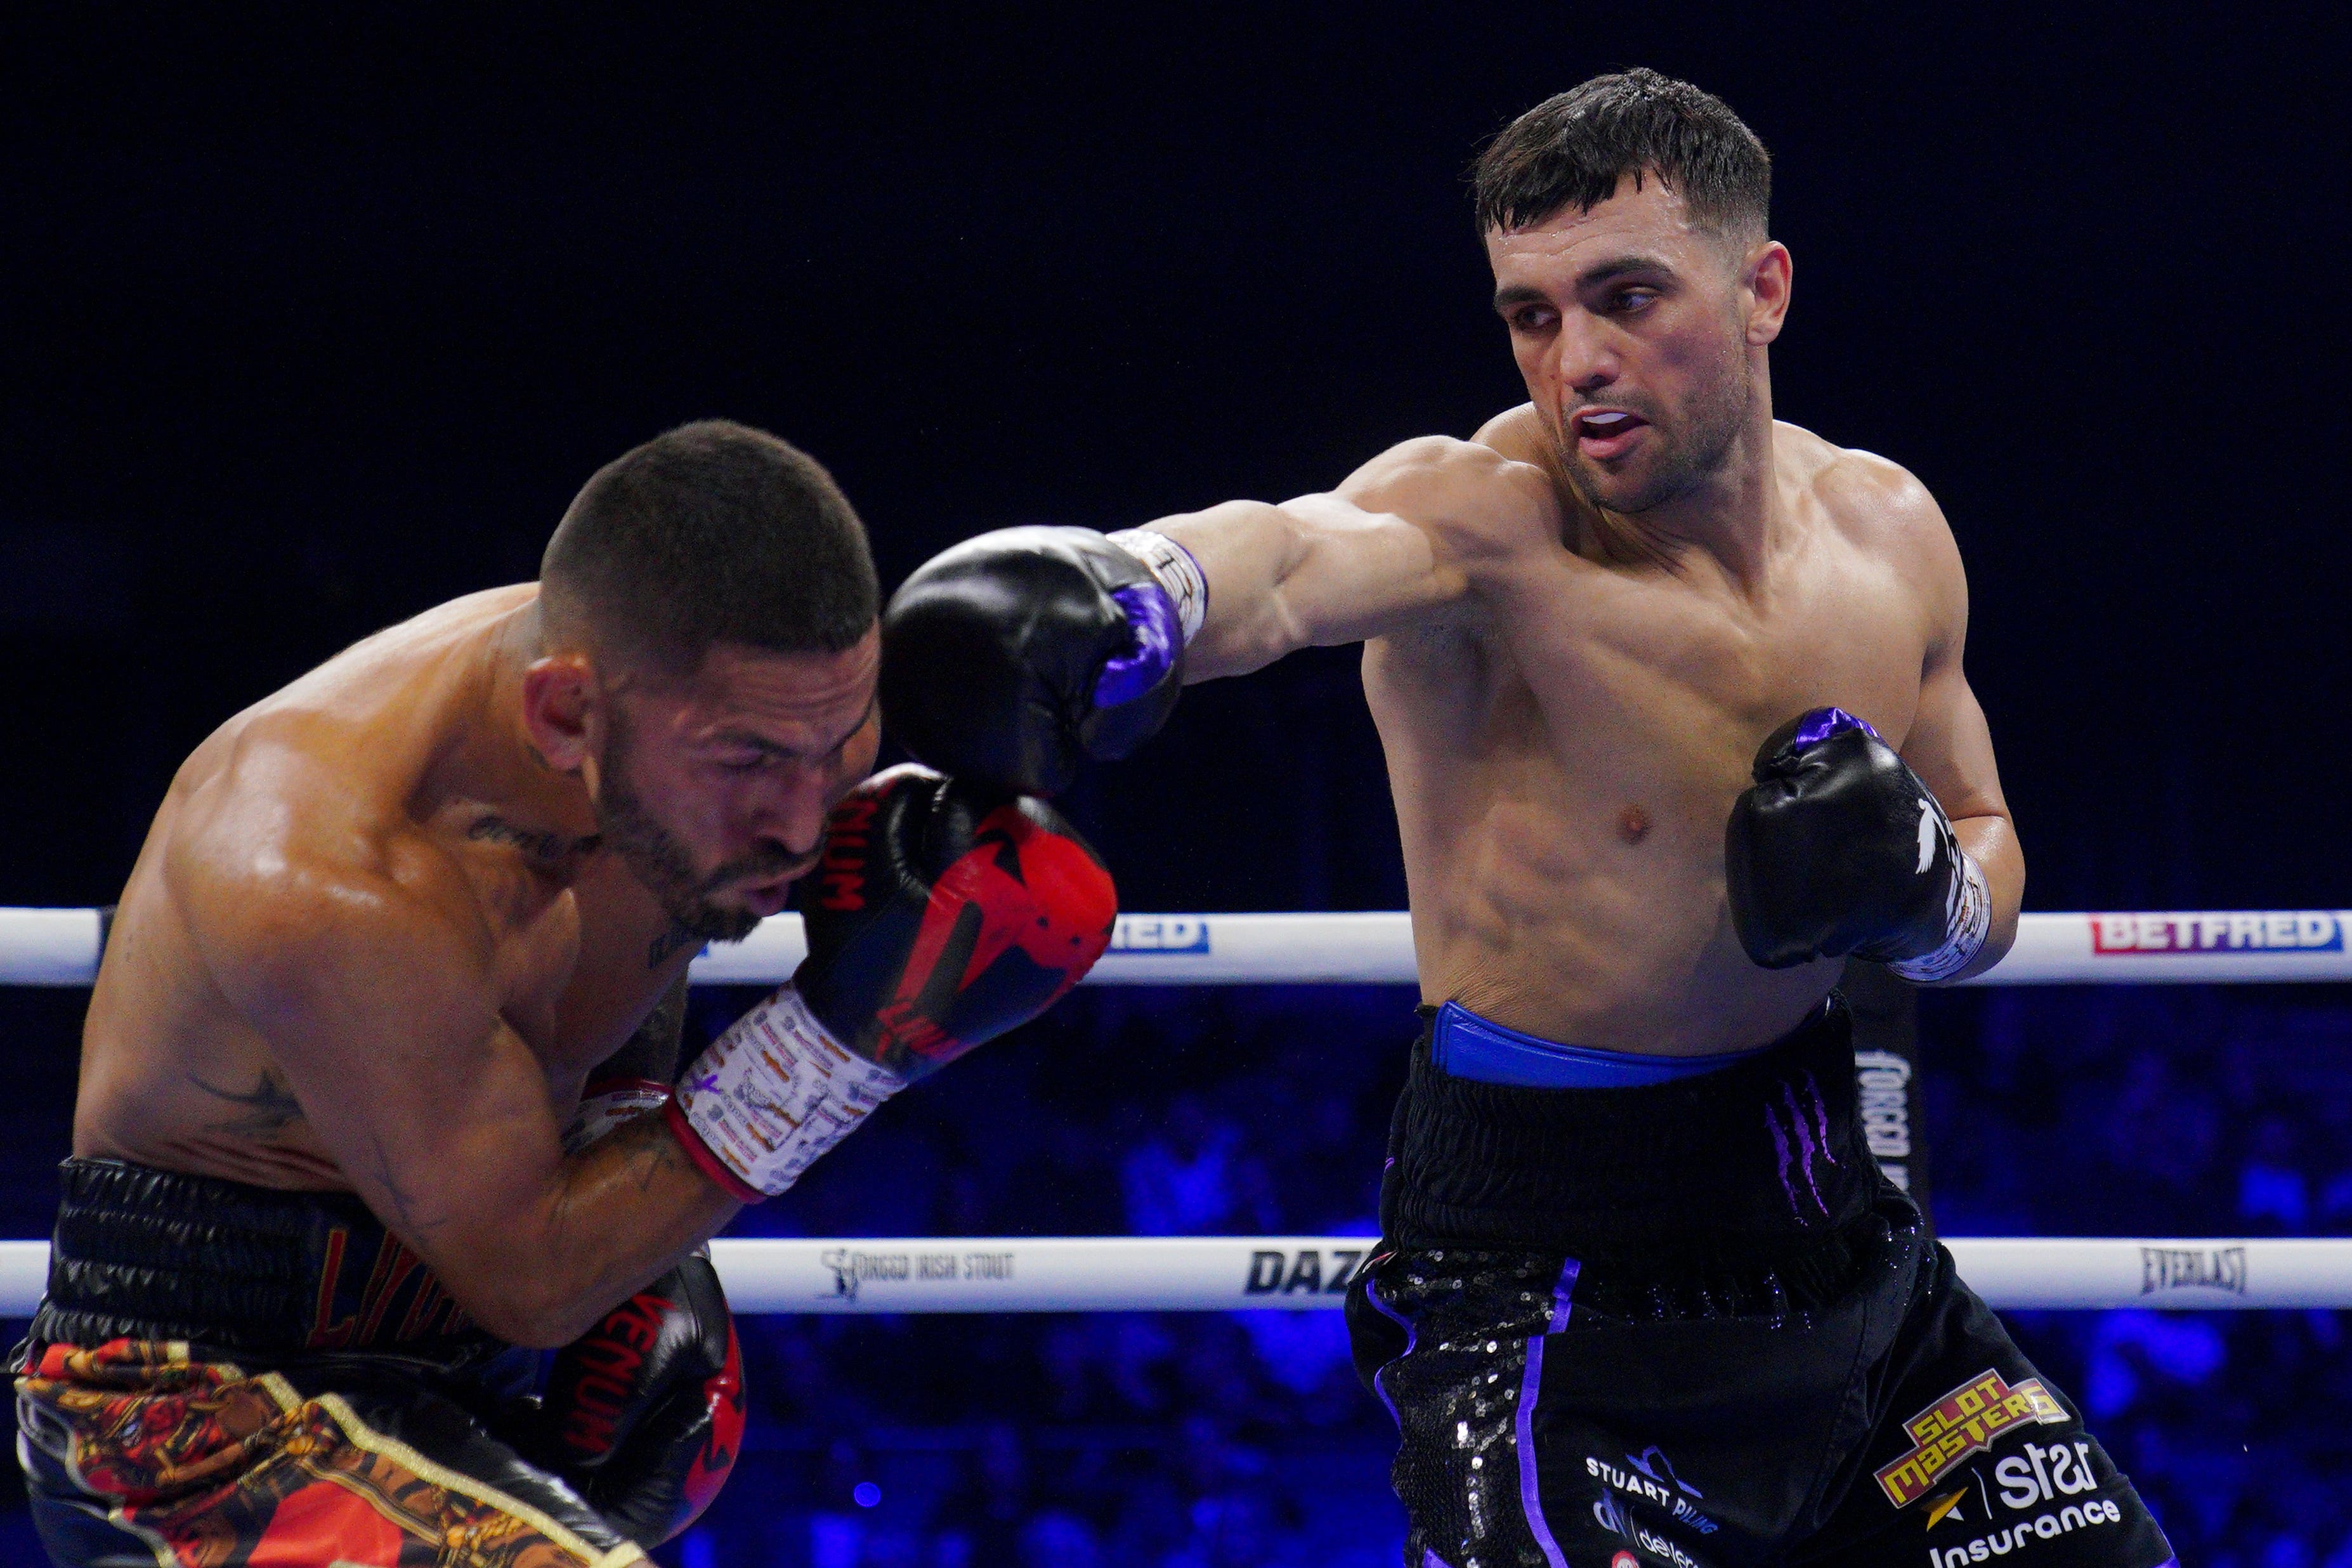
[75, 585, 692, 1190]
[1365, 409, 1936, 1054]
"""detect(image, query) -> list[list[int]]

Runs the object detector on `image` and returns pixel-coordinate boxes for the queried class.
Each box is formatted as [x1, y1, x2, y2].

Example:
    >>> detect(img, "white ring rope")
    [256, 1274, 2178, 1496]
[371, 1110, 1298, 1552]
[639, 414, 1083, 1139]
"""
[0, 1236, 2340, 1316]
[4, 907, 2351, 988]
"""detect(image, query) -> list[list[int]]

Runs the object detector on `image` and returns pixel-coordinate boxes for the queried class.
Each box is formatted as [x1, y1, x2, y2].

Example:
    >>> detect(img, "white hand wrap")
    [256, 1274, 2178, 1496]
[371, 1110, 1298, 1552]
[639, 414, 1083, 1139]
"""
[1888, 849, 1992, 984]
[1106, 528, 1208, 644]
[562, 1077, 672, 1156]
[667, 985, 906, 1201]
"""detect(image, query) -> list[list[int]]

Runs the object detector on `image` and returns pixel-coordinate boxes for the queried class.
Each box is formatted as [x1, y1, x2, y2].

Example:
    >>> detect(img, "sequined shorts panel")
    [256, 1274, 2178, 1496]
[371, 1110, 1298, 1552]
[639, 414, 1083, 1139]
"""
[1348, 1218, 2177, 1568]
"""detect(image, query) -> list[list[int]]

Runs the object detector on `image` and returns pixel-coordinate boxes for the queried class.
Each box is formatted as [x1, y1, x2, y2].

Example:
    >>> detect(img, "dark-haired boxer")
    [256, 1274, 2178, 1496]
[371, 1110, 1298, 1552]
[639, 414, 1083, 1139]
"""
[18, 421, 1114, 1566]
[880, 71, 2172, 1568]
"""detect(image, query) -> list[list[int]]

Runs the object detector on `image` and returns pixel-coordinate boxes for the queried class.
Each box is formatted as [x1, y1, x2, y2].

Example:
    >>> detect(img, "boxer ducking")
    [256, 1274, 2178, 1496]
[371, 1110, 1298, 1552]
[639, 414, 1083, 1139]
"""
[21, 421, 1118, 1565]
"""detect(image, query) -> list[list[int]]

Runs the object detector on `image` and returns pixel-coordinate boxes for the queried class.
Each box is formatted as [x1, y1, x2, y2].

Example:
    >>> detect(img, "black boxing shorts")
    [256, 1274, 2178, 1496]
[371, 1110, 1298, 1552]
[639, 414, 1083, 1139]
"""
[13, 1158, 645, 1567]
[1344, 998, 2176, 1568]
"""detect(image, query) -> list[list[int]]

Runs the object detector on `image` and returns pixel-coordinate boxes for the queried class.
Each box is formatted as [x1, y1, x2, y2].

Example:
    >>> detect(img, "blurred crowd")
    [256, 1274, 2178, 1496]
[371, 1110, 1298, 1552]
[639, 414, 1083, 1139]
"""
[1928, 986, 2352, 1568]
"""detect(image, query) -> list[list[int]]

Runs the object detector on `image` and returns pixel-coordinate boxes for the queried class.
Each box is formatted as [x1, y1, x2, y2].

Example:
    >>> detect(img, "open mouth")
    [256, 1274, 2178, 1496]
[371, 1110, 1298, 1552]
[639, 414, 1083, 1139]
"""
[738, 877, 799, 917]
[1572, 408, 1648, 460]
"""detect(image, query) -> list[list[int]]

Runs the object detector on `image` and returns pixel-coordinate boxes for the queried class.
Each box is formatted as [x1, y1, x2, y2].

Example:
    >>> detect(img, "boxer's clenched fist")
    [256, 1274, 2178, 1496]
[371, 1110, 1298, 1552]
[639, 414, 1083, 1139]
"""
[1723, 707, 1990, 982]
[796, 764, 1118, 1076]
[664, 766, 1116, 1200]
[880, 526, 1199, 795]
[535, 1246, 744, 1548]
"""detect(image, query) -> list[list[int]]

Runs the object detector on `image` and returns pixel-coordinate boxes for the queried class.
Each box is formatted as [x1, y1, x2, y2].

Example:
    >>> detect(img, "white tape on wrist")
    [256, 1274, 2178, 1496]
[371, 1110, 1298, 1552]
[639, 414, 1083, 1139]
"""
[1890, 850, 1992, 984]
[670, 984, 906, 1199]
[562, 1077, 671, 1156]
[1105, 528, 1208, 644]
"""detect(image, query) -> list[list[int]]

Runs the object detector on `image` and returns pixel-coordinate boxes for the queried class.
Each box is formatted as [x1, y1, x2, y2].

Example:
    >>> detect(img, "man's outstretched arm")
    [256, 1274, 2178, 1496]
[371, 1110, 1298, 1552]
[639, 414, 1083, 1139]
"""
[879, 435, 1560, 792]
[1127, 435, 1569, 679]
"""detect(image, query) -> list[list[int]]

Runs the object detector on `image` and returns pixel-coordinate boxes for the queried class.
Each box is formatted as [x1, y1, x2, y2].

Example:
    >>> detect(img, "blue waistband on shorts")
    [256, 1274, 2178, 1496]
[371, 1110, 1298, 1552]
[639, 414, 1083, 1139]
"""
[1428, 1000, 1777, 1088]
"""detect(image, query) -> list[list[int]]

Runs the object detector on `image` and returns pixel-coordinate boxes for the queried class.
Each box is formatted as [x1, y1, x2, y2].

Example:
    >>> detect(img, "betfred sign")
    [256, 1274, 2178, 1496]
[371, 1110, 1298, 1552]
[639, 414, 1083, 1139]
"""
[2090, 911, 2343, 955]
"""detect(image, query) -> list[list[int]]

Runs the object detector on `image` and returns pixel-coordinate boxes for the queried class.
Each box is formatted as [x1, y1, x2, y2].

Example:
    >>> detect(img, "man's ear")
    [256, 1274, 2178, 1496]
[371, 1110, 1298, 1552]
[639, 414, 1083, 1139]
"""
[521, 654, 599, 773]
[1742, 239, 1793, 346]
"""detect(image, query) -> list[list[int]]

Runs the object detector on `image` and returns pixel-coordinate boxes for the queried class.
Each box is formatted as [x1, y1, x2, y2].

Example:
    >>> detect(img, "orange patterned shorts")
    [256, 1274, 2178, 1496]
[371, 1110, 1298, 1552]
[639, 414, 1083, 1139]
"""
[16, 1339, 644, 1567]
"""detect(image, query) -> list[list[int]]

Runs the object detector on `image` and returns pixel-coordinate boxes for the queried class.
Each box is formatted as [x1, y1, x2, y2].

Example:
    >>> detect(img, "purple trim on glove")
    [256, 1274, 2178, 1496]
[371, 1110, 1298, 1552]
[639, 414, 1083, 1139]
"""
[1789, 705, 1881, 750]
[1094, 583, 1181, 707]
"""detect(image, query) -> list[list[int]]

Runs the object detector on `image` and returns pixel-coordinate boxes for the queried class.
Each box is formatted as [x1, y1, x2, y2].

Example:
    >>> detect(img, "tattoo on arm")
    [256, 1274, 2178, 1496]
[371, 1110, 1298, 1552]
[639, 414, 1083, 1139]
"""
[366, 1133, 448, 1235]
[647, 921, 702, 969]
[467, 814, 599, 865]
[597, 974, 689, 1083]
[611, 1113, 688, 1194]
[188, 1068, 305, 1139]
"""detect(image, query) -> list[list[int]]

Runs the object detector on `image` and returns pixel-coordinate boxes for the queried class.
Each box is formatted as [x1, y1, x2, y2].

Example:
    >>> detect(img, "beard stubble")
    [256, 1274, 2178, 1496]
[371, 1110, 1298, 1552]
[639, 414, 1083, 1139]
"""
[596, 724, 809, 943]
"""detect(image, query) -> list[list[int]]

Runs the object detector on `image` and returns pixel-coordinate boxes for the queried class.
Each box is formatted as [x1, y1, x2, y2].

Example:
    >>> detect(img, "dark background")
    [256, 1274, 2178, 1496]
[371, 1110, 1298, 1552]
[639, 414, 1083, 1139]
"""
[5, 6, 2350, 1564]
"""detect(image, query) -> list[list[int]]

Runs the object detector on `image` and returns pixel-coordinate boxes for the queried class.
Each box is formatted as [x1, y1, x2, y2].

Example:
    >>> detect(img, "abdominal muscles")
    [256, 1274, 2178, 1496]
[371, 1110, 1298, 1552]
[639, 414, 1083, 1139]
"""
[1394, 750, 1836, 1057]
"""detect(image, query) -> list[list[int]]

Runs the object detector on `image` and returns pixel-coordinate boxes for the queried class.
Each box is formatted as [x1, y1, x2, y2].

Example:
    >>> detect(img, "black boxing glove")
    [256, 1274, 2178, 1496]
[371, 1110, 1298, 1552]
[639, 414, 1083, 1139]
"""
[1724, 707, 1991, 980]
[535, 1250, 745, 1549]
[664, 764, 1116, 1200]
[880, 525, 1205, 795]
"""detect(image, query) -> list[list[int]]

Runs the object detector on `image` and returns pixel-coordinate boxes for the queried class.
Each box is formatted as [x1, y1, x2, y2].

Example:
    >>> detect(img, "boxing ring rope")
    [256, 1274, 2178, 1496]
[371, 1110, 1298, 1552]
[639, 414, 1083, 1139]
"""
[8, 908, 2352, 988]
[2, 905, 2348, 1313]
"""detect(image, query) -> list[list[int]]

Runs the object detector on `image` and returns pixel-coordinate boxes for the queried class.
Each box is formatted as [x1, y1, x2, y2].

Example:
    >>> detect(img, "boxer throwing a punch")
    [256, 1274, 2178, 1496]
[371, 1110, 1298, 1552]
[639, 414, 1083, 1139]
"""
[882, 73, 2172, 1568]
[17, 421, 1117, 1566]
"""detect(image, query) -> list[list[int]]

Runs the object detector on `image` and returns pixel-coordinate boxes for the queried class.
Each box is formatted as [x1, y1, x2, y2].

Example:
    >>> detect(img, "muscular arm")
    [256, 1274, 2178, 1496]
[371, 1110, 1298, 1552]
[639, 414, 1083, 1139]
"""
[185, 839, 736, 1348]
[1891, 489, 2024, 981]
[1134, 436, 1558, 681]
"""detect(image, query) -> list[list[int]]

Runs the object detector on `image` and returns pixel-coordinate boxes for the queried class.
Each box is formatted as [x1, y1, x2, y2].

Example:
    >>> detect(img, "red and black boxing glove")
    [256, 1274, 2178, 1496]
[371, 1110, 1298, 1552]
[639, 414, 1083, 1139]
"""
[537, 1248, 745, 1549]
[796, 762, 1117, 1078]
[664, 765, 1116, 1200]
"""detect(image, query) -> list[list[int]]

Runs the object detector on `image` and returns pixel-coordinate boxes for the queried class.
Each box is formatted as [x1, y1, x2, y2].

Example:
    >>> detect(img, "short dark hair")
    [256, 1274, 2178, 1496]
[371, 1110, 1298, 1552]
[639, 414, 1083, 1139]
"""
[1472, 69, 1770, 243]
[541, 419, 878, 668]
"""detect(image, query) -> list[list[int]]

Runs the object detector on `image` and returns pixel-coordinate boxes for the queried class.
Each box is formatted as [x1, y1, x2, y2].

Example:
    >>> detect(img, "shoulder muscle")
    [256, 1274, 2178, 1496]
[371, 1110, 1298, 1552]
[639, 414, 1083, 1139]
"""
[1336, 433, 1563, 566]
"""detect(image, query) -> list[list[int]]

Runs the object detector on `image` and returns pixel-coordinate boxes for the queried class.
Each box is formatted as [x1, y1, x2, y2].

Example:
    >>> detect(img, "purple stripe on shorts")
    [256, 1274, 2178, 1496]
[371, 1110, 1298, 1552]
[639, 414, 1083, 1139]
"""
[1516, 1257, 1579, 1568]
[1364, 1276, 1416, 1434]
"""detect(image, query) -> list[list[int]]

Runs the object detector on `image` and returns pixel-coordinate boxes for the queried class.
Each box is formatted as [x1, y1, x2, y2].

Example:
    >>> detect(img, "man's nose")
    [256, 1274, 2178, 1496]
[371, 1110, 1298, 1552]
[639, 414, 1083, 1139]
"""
[750, 773, 832, 862]
[1552, 315, 1619, 395]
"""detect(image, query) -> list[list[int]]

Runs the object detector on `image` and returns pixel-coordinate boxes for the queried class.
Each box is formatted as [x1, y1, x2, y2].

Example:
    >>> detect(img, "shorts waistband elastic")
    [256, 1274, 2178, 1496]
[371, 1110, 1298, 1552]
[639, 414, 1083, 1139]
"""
[1382, 995, 1879, 1270]
[1428, 999, 1787, 1088]
[27, 1158, 504, 1368]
